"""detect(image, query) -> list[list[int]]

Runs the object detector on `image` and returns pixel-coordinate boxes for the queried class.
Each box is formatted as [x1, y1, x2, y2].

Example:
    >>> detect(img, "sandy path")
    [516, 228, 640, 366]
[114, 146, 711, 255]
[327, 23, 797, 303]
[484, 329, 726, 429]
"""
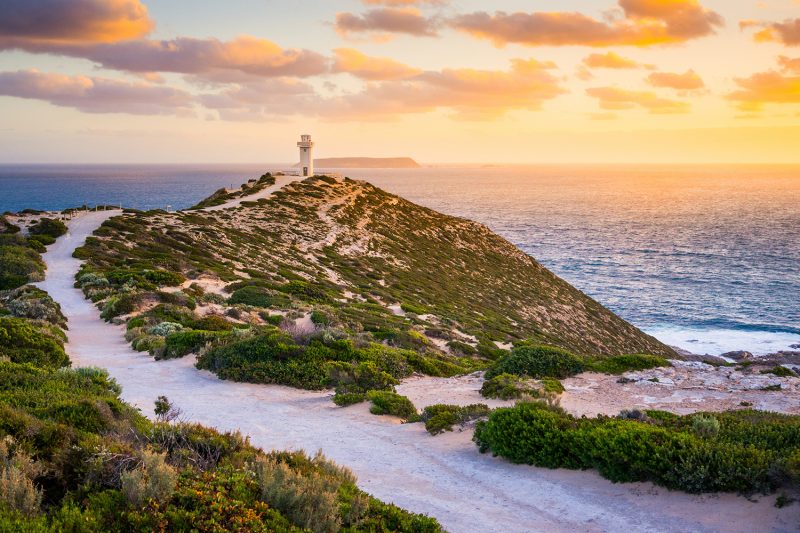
[201, 174, 304, 211]
[33, 211, 799, 533]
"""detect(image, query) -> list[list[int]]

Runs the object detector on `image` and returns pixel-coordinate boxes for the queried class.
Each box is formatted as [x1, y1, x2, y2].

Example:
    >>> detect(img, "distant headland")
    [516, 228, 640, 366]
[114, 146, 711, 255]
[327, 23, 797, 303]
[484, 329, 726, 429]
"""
[301, 157, 421, 169]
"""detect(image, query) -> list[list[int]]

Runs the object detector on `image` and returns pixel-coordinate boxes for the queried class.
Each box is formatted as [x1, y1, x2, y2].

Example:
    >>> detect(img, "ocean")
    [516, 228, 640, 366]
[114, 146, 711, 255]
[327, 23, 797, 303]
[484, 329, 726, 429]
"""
[2, 163, 798, 356]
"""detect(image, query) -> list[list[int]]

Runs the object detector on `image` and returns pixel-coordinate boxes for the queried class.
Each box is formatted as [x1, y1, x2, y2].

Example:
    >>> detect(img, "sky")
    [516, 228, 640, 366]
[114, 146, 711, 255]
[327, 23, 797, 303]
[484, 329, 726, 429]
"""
[0, 0, 799, 164]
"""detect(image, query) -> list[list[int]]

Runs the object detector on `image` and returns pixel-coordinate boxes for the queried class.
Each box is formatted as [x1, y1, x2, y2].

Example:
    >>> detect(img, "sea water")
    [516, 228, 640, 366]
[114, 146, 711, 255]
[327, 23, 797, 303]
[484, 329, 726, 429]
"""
[2, 163, 798, 355]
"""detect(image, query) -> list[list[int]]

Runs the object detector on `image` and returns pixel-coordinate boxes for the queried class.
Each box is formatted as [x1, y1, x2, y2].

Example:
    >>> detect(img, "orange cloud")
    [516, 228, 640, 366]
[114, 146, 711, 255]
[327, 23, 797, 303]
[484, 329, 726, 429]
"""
[333, 48, 422, 80]
[451, 0, 723, 47]
[362, 0, 445, 5]
[741, 18, 800, 46]
[0, 0, 153, 48]
[583, 52, 650, 69]
[646, 69, 705, 90]
[325, 58, 565, 120]
[586, 86, 690, 113]
[335, 8, 439, 38]
[779, 56, 800, 73]
[0, 69, 192, 115]
[728, 70, 800, 112]
[200, 59, 565, 122]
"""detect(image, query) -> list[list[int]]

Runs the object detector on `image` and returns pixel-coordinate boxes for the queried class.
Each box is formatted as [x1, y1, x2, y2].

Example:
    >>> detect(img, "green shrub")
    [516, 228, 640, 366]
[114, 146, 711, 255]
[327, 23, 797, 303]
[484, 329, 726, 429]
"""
[0, 465, 42, 516]
[281, 280, 327, 302]
[254, 453, 344, 533]
[542, 378, 565, 394]
[333, 392, 367, 406]
[480, 373, 537, 400]
[120, 451, 178, 508]
[26, 234, 55, 247]
[475, 403, 800, 494]
[587, 354, 670, 374]
[0, 216, 20, 234]
[28, 218, 67, 238]
[486, 345, 585, 380]
[228, 286, 274, 307]
[147, 321, 183, 336]
[421, 404, 491, 435]
[0, 317, 69, 368]
[760, 366, 796, 378]
[162, 330, 227, 359]
[0, 243, 44, 290]
[692, 414, 721, 439]
[191, 315, 234, 331]
[366, 391, 418, 421]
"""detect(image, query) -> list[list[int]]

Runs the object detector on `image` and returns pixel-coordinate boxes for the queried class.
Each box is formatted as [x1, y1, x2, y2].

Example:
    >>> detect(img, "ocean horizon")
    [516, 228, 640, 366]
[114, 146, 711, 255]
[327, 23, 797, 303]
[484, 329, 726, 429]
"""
[2, 163, 798, 356]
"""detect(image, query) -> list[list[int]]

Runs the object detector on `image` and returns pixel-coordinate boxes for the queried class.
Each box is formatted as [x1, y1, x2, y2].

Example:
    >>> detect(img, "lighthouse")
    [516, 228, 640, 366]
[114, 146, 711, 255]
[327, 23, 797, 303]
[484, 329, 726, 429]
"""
[297, 134, 314, 177]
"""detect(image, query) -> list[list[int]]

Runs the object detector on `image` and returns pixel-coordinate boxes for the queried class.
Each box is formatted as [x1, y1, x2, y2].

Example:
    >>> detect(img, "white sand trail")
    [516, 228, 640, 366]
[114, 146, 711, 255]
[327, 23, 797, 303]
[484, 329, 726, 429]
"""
[33, 210, 799, 533]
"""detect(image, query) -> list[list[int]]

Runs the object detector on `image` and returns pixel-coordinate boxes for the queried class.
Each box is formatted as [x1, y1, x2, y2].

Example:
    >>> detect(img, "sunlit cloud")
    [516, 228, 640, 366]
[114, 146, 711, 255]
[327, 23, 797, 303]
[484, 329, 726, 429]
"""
[0, 0, 153, 48]
[586, 86, 690, 113]
[335, 8, 440, 39]
[646, 69, 705, 90]
[0, 69, 193, 115]
[199, 58, 566, 122]
[741, 18, 800, 46]
[332, 48, 422, 80]
[728, 58, 800, 112]
[362, 0, 446, 5]
[324, 58, 565, 121]
[450, 0, 723, 47]
[583, 52, 653, 69]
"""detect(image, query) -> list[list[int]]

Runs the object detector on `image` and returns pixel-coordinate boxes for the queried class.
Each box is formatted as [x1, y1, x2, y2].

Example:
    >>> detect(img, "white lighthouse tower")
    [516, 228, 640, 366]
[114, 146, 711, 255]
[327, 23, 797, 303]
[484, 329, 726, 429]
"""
[297, 134, 314, 177]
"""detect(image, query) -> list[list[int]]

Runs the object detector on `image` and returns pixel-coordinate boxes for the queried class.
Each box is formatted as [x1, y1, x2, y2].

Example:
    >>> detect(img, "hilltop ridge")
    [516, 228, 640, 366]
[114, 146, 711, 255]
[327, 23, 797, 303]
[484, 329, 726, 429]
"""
[78, 175, 672, 358]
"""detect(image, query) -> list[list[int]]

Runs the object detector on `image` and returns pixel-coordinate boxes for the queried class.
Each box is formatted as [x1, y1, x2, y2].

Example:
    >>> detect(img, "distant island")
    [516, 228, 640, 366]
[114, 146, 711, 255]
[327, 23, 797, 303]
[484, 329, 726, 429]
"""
[301, 157, 421, 169]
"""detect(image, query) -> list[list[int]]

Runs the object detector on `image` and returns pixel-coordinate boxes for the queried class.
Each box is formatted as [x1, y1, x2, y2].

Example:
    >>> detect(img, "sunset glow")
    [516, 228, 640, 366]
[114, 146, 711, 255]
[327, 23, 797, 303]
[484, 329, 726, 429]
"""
[1, 0, 799, 163]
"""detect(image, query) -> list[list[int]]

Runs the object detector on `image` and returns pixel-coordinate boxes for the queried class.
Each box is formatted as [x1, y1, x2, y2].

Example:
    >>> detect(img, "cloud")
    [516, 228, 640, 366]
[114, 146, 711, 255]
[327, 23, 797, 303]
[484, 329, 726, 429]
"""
[362, 0, 445, 5]
[583, 52, 650, 69]
[450, 0, 723, 47]
[332, 48, 422, 80]
[728, 69, 800, 112]
[0, 0, 153, 48]
[779, 55, 800, 73]
[325, 58, 565, 120]
[200, 58, 565, 122]
[0, 69, 193, 115]
[646, 69, 705, 90]
[586, 86, 690, 113]
[4, 35, 329, 82]
[741, 18, 800, 46]
[335, 8, 440, 38]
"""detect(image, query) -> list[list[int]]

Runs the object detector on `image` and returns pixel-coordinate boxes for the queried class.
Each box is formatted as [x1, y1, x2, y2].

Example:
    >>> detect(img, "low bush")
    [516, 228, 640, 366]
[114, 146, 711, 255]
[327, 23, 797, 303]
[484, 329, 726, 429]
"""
[162, 330, 228, 360]
[486, 345, 585, 380]
[480, 373, 538, 400]
[587, 354, 670, 374]
[366, 391, 419, 421]
[760, 366, 796, 378]
[0, 241, 45, 290]
[120, 451, 178, 508]
[191, 315, 234, 331]
[475, 402, 800, 494]
[28, 218, 67, 238]
[333, 392, 367, 407]
[228, 286, 275, 307]
[0, 317, 69, 368]
[421, 404, 491, 435]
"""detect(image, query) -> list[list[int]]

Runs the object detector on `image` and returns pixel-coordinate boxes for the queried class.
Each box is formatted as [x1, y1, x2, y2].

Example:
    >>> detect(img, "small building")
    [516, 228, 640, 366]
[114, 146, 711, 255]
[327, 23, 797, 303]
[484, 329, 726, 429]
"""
[297, 134, 314, 177]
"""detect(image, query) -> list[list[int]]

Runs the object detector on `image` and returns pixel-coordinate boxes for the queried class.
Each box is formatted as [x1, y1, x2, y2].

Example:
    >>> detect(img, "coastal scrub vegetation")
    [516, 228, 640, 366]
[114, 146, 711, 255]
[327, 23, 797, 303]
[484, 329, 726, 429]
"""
[189, 173, 276, 209]
[0, 295, 442, 530]
[70, 175, 676, 413]
[420, 404, 491, 435]
[474, 401, 800, 494]
[485, 344, 670, 381]
[0, 234, 46, 291]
